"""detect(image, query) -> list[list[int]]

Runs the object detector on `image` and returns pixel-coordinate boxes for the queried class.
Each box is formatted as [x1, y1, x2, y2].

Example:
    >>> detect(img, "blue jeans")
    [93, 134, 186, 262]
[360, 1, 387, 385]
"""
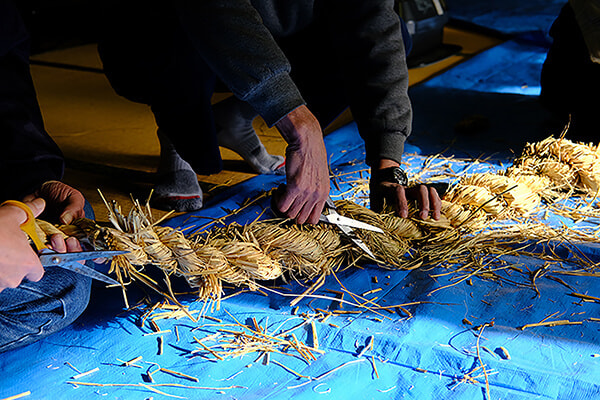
[0, 202, 95, 353]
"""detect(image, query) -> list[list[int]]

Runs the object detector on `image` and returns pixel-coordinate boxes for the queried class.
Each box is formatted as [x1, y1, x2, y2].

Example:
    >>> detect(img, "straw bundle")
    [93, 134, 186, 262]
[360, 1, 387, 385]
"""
[514, 136, 600, 194]
[444, 184, 505, 215]
[461, 173, 540, 215]
[27, 134, 600, 306]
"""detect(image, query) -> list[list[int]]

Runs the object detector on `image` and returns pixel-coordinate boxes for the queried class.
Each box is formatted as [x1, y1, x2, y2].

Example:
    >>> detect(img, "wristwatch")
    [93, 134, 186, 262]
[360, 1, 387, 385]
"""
[370, 166, 409, 186]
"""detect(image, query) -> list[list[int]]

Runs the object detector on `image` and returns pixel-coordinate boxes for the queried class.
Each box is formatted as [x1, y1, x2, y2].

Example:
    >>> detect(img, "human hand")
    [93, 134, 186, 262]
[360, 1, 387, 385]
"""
[0, 198, 46, 292]
[371, 181, 442, 220]
[370, 161, 441, 220]
[23, 180, 85, 224]
[274, 106, 330, 224]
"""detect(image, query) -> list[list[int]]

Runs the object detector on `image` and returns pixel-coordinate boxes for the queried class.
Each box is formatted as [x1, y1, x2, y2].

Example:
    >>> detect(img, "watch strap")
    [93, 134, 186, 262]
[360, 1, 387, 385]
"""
[370, 166, 408, 186]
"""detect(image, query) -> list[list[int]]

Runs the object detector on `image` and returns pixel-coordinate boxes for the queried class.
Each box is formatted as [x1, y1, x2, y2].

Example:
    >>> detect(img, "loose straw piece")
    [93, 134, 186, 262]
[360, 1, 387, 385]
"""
[143, 329, 171, 336]
[72, 367, 100, 380]
[65, 381, 246, 391]
[310, 320, 319, 350]
[370, 356, 379, 379]
[64, 361, 81, 374]
[361, 288, 382, 297]
[475, 324, 491, 399]
[0, 392, 31, 400]
[138, 382, 185, 399]
[159, 368, 199, 382]
[519, 319, 583, 330]
[357, 336, 374, 358]
[122, 356, 143, 367]
[271, 360, 310, 379]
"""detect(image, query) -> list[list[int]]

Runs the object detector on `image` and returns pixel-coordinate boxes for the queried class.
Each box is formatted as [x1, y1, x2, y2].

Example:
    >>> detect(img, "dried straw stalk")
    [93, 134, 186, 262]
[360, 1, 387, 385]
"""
[29, 135, 600, 306]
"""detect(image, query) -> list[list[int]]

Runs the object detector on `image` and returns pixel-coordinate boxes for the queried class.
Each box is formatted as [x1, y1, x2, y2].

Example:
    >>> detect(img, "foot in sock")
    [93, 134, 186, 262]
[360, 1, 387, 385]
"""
[153, 131, 203, 212]
[153, 170, 203, 212]
[213, 97, 285, 175]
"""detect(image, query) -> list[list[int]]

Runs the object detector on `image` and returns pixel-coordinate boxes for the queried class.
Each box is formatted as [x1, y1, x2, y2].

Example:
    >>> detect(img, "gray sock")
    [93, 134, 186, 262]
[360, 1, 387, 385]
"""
[153, 130, 203, 212]
[213, 97, 285, 175]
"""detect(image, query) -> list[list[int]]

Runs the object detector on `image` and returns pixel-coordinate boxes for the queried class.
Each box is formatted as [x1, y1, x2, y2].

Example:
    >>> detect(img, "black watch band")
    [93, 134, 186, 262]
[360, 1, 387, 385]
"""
[370, 166, 409, 186]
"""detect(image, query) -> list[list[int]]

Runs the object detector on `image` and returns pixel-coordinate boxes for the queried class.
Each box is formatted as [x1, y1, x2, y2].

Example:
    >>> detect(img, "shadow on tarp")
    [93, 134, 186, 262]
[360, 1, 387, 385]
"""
[407, 39, 559, 164]
[446, 0, 564, 43]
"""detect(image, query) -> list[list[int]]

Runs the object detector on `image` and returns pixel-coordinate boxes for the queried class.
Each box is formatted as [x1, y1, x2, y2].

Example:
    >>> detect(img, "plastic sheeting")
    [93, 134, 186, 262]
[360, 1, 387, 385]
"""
[447, 0, 565, 41]
[3, 11, 600, 400]
[408, 38, 554, 162]
[2, 123, 600, 400]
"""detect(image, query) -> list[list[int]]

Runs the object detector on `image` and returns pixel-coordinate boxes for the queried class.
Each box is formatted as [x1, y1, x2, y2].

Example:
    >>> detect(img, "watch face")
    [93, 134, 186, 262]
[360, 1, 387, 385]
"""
[393, 168, 408, 185]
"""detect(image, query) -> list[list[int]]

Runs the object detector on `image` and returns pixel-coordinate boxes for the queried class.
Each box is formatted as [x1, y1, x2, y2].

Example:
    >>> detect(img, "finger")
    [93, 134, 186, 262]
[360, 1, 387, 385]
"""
[60, 195, 86, 225]
[65, 237, 84, 263]
[295, 204, 311, 225]
[418, 185, 430, 220]
[286, 197, 306, 222]
[49, 233, 67, 253]
[306, 197, 326, 225]
[270, 184, 287, 217]
[65, 237, 82, 252]
[296, 196, 322, 225]
[429, 187, 442, 220]
[369, 183, 384, 212]
[276, 187, 296, 214]
[394, 185, 409, 218]
[25, 261, 44, 283]
[24, 198, 46, 218]
[22, 193, 36, 202]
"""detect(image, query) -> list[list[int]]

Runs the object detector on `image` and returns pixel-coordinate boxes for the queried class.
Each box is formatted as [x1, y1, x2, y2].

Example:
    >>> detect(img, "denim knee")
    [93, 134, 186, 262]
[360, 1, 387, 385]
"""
[0, 266, 91, 353]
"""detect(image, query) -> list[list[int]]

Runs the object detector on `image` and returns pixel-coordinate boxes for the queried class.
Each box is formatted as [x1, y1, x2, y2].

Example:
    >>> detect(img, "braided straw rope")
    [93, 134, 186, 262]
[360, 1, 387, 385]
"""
[31, 135, 600, 302]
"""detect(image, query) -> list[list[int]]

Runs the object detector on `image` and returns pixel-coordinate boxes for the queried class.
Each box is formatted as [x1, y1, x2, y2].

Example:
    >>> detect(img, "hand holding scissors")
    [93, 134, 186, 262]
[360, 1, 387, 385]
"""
[272, 186, 383, 260]
[6, 200, 124, 286]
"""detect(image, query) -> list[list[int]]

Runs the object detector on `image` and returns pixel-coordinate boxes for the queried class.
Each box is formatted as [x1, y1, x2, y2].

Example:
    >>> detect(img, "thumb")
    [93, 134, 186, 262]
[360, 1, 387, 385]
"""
[25, 263, 44, 283]
[24, 198, 46, 218]
[60, 196, 85, 225]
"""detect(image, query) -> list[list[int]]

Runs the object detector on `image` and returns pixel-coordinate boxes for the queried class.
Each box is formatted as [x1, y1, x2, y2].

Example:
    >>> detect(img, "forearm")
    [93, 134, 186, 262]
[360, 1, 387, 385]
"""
[326, 0, 412, 165]
[174, 0, 305, 125]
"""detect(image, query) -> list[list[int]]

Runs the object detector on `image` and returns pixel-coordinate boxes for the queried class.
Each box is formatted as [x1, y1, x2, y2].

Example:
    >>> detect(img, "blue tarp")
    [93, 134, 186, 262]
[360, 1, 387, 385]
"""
[3, 8, 600, 400]
[3, 124, 600, 400]
[408, 38, 554, 161]
[447, 0, 565, 42]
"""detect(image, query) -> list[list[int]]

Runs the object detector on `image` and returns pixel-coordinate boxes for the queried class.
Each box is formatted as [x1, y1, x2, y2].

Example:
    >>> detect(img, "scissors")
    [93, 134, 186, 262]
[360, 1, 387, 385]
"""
[7, 200, 124, 286]
[319, 197, 383, 259]
[270, 188, 383, 259]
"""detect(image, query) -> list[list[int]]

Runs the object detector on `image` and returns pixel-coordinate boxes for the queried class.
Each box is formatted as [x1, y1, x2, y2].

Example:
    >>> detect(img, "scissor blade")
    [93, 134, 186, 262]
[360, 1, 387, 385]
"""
[321, 214, 384, 233]
[57, 262, 121, 285]
[335, 222, 378, 260]
[40, 250, 128, 266]
[39, 250, 124, 286]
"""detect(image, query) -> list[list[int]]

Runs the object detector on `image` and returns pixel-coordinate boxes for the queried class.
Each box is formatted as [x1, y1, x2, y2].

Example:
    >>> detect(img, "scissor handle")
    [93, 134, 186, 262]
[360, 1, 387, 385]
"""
[2, 200, 48, 251]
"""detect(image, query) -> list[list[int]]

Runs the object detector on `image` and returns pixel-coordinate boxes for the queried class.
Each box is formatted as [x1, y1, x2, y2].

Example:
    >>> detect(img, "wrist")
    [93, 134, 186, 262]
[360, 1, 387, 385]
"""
[275, 105, 320, 146]
[376, 159, 401, 169]
[370, 165, 408, 186]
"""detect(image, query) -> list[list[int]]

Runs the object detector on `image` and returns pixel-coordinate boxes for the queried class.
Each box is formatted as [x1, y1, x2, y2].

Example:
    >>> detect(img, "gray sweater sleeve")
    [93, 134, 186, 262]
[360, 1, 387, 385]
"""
[326, 0, 412, 166]
[175, 0, 306, 126]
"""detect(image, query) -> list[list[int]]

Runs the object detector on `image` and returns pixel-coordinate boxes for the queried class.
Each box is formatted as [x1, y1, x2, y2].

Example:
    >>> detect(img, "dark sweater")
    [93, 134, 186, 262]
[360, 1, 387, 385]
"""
[175, 0, 412, 165]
